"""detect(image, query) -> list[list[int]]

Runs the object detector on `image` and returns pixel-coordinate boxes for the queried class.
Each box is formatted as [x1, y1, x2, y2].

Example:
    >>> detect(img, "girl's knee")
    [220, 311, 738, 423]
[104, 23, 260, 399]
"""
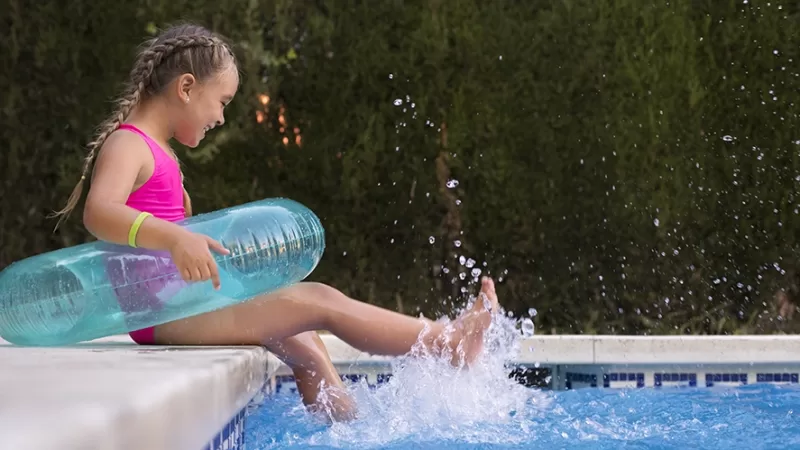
[294, 330, 321, 344]
[272, 332, 329, 369]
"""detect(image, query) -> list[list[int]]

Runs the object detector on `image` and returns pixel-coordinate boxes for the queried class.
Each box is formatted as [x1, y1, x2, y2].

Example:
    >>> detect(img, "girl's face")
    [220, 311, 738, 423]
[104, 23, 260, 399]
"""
[173, 64, 239, 148]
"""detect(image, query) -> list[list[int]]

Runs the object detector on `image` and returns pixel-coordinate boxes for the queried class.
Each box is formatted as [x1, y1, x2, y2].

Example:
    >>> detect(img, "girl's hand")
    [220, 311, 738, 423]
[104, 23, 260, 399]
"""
[168, 230, 230, 289]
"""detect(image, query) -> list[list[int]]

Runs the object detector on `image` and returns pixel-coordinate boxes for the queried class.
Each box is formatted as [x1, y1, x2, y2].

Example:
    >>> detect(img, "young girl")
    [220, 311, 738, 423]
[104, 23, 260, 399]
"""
[53, 23, 501, 421]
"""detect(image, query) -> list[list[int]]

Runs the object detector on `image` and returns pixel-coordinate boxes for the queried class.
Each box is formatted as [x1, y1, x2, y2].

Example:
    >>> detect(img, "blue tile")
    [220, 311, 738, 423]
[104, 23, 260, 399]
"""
[342, 373, 367, 383]
[656, 372, 697, 388]
[276, 375, 297, 394]
[567, 372, 597, 389]
[207, 407, 246, 450]
[604, 372, 644, 388]
[706, 373, 746, 387]
[756, 373, 799, 384]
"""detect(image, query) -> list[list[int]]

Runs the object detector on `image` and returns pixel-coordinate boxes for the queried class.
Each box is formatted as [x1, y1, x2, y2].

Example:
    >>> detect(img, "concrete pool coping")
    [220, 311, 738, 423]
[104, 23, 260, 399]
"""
[319, 334, 800, 366]
[4, 334, 800, 449]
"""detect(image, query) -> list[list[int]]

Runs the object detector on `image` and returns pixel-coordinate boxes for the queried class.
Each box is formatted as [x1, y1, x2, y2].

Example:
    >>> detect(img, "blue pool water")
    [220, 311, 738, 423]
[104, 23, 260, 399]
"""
[245, 383, 800, 449]
[242, 312, 798, 449]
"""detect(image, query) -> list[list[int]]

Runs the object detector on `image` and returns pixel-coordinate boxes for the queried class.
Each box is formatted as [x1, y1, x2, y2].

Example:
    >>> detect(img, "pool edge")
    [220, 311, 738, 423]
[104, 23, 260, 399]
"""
[5, 334, 800, 449]
[267, 334, 800, 391]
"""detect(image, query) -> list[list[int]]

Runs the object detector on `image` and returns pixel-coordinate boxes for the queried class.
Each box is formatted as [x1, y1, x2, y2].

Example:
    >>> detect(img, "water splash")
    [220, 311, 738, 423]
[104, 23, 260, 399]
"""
[298, 304, 551, 448]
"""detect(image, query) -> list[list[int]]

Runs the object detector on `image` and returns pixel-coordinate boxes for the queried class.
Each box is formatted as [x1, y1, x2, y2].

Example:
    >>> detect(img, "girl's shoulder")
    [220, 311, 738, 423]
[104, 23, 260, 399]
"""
[96, 129, 152, 167]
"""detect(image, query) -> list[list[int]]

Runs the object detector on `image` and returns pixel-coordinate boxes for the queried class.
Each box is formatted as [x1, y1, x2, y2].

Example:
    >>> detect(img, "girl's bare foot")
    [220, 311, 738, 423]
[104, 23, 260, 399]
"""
[438, 277, 500, 367]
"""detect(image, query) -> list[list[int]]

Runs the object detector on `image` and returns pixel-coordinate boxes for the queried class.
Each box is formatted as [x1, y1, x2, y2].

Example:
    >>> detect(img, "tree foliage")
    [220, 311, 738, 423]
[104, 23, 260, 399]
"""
[2, 0, 800, 334]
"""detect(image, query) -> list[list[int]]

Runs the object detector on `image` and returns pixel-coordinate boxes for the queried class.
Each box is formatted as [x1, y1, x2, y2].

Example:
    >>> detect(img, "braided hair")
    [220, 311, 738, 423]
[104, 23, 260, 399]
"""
[52, 23, 236, 229]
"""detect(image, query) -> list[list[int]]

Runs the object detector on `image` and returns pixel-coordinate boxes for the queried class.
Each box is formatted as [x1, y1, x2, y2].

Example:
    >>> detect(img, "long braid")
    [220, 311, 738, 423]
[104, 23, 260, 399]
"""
[52, 31, 232, 231]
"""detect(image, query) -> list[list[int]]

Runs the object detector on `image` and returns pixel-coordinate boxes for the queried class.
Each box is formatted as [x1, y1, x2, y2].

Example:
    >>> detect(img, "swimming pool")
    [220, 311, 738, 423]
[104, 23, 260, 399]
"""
[216, 325, 800, 450]
[6, 327, 800, 449]
[244, 382, 799, 449]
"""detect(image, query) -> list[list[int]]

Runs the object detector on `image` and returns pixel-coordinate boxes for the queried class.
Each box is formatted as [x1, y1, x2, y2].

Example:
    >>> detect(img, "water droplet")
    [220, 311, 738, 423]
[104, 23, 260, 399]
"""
[521, 319, 535, 337]
[722, 135, 733, 142]
[389, 73, 394, 79]
[459, 256, 466, 265]
[428, 236, 435, 244]
[393, 99, 403, 106]
[465, 258, 476, 268]
[446, 179, 459, 188]
[528, 308, 538, 317]
[654, 218, 660, 227]
[471, 268, 482, 278]
[454, 240, 462, 247]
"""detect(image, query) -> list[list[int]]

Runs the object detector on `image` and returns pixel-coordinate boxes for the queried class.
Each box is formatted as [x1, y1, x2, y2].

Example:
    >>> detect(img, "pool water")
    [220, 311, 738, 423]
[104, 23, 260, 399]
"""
[245, 383, 800, 449]
[244, 311, 798, 449]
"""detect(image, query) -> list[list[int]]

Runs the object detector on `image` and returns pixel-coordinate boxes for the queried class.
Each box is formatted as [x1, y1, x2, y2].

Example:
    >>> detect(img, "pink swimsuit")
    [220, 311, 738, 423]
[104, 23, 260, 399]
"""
[114, 123, 185, 345]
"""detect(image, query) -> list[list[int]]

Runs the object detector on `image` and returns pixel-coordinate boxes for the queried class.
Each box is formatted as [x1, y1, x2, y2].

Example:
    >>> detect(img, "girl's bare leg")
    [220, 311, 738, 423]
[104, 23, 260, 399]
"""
[152, 277, 500, 418]
[155, 277, 499, 364]
[267, 331, 357, 421]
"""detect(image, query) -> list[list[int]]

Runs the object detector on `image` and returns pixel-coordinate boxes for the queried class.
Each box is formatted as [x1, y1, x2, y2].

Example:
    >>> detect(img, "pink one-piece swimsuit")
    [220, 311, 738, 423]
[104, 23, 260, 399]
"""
[113, 123, 186, 345]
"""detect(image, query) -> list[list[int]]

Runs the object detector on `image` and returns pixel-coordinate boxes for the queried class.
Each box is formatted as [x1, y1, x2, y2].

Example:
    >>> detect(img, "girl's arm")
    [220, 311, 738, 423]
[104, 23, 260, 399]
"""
[83, 131, 185, 250]
[183, 187, 193, 218]
[84, 130, 228, 288]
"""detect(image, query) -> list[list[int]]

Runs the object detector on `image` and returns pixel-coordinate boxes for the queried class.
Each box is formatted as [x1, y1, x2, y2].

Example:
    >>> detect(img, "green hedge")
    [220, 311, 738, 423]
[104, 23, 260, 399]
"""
[2, 0, 799, 335]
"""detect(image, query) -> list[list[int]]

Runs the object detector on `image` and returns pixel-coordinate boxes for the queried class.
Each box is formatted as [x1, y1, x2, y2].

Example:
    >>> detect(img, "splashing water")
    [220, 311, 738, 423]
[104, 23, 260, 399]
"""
[244, 303, 800, 448]
[249, 304, 552, 448]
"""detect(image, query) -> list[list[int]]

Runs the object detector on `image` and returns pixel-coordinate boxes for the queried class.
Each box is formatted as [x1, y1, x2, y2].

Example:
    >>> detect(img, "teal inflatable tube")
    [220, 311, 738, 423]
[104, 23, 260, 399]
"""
[0, 198, 325, 346]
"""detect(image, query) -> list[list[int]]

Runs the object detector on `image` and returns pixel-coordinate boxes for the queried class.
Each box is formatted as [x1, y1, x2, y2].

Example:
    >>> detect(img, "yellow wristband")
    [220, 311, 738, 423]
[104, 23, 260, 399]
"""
[128, 212, 153, 248]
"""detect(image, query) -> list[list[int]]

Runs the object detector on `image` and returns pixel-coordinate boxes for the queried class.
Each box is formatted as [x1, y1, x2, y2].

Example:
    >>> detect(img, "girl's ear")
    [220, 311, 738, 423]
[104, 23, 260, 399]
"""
[175, 73, 197, 103]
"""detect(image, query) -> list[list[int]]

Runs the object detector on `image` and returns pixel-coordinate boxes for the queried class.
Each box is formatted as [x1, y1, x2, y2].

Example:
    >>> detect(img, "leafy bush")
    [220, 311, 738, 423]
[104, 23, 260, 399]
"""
[2, 0, 799, 334]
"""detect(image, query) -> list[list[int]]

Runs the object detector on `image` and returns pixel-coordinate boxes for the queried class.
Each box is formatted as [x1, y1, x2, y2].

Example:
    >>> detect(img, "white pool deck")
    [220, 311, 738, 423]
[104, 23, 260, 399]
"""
[3, 334, 800, 450]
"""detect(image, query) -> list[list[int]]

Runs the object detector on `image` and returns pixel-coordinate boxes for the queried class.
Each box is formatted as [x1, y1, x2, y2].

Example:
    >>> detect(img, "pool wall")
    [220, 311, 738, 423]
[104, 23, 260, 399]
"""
[4, 334, 800, 450]
[273, 334, 800, 392]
